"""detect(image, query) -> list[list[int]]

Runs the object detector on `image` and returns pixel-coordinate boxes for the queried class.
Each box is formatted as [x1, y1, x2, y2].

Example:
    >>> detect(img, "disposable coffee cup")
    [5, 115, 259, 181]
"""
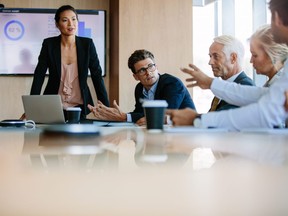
[66, 107, 81, 124]
[142, 100, 168, 132]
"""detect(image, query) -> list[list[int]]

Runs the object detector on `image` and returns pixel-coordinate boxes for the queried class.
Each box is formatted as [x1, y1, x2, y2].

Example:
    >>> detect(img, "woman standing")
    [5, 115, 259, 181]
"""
[30, 5, 109, 120]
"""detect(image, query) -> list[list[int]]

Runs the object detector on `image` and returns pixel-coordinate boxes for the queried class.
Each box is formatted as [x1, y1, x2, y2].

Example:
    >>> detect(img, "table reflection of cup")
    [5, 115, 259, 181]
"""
[135, 133, 169, 166]
[142, 100, 168, 132]
[66, 107, 81, 124]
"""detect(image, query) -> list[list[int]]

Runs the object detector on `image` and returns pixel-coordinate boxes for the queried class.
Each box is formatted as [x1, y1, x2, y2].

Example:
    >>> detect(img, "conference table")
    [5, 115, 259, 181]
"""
[0, 123, 288, 215]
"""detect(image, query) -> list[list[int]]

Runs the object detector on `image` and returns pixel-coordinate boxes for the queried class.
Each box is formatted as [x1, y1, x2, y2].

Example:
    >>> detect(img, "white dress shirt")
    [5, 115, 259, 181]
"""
[211, 71, 244, 106]
[263, 69, 283, 87]
[200, 60, 288, 131]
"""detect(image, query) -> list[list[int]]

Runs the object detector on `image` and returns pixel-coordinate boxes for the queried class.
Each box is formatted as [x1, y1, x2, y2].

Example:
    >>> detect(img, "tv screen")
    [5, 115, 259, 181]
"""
[0, 8, 106, 76]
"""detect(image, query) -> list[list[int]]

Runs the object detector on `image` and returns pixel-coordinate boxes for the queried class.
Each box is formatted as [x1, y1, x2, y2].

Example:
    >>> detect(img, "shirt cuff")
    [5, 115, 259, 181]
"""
[126, 113, 132, 122]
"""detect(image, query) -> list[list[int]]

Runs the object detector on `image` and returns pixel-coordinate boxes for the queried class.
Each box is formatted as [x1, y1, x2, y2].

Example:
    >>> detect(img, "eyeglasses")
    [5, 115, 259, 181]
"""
[135, 63, 156, 76]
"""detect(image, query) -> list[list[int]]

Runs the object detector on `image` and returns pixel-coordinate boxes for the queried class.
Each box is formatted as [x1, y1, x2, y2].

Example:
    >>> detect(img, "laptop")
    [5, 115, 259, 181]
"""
[22, 95, 66, 124]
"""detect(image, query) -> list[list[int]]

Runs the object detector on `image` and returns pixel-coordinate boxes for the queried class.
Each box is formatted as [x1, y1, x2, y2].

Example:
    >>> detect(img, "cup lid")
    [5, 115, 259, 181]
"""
[142, 100, 168, 107]
[66, 107, 82, 111]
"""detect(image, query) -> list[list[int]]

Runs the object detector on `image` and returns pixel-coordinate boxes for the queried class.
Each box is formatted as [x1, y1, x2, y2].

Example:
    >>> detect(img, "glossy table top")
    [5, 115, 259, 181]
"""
[0, 125, 288, 215]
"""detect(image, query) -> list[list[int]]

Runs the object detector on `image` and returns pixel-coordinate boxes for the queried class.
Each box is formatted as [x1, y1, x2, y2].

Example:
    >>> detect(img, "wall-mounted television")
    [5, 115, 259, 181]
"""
[0, 8, 106, 76]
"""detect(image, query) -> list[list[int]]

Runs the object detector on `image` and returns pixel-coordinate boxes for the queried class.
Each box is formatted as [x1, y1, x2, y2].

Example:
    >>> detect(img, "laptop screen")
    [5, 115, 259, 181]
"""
[22, 95, 66, 124]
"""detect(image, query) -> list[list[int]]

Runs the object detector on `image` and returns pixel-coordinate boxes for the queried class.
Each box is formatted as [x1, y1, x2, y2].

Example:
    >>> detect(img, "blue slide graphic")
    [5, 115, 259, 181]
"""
[78, 21, 92, 38]
[4, 20, 25, 41]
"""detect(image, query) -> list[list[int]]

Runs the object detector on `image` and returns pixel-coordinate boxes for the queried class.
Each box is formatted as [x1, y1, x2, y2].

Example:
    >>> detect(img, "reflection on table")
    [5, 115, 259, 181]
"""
[0, 126, 288, 215]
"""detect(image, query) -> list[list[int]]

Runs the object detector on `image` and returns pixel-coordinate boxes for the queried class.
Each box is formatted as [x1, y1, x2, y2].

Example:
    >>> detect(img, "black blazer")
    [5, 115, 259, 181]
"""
[30, 35, 109, 116]
[215, 71, 255, 111]
[130, 73, 196, 122]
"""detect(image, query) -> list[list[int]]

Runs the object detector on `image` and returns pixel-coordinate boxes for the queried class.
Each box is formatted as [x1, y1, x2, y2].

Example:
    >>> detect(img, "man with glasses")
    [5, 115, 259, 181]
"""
[166, 0, 288, 131]
[88, 49, 195, 125]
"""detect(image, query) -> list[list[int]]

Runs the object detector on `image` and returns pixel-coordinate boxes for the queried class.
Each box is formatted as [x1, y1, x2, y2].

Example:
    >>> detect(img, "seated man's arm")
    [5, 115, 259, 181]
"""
[180, 63, 268, 107]
[211, 78, 269, 107]
[202, 79, 287, 130]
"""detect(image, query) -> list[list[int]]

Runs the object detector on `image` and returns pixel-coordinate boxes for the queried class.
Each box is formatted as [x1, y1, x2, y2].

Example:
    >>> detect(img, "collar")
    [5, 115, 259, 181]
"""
[226, 71, 243, 82]
[142, 77, 160, 100]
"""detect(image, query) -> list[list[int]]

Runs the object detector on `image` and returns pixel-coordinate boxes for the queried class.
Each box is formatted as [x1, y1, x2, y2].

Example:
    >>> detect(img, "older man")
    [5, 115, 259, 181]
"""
[167, 0, 288, 131]
[206, 35, 254, 111]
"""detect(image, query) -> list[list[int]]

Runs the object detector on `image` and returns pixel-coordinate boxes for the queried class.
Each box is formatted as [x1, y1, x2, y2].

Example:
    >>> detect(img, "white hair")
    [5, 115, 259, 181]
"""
[213, 35, 245, 67]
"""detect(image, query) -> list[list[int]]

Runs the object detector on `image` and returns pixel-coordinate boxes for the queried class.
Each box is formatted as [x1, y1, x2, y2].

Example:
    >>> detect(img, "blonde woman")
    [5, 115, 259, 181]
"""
[250, 24, 288, 87]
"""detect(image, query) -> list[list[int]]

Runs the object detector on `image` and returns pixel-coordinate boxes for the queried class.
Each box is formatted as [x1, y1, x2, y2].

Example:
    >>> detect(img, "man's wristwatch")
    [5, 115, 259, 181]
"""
[193, 114, 202, 128]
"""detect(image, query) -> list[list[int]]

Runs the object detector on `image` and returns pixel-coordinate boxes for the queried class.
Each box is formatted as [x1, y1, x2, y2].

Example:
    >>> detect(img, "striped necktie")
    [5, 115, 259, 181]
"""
[209, 96, 220, 112]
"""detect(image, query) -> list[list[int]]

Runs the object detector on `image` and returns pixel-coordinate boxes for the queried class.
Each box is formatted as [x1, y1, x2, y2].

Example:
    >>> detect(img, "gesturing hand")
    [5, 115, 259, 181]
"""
[166, 108, 198, 126]
[88, 100, 127, 121]
[180, 63, 213, 89]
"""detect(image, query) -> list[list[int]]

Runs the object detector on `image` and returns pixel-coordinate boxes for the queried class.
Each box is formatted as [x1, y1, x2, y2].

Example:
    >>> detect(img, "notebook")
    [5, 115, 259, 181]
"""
[22, 95, 66, 124]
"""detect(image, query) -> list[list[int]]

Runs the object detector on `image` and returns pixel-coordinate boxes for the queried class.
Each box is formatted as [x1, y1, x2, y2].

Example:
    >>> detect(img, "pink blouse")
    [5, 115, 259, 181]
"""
[58, 63, 83, 109]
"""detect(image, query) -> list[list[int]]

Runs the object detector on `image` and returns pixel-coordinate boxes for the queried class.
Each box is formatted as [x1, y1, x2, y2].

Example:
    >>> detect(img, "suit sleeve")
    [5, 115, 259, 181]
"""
[129, 83, 145, 123]
[30, 39, 49, 95]
[211, 78, 268, 107]
[89, 40, 110, 107]
[157, 76, 188, 109]
[202, 74, 288, 130]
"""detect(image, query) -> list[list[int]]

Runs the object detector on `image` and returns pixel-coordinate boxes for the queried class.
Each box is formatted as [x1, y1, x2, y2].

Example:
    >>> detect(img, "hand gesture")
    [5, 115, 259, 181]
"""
[181, 64, 213, 89]
[88, 100, 127, 121]
[166, 108, 198, 126]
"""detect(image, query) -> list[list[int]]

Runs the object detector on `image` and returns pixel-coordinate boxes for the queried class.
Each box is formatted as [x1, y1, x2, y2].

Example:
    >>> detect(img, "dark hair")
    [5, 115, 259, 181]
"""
[128, 49, 155, 73]
[54, 5, 78, 23]
[269, 0, 288, 26]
